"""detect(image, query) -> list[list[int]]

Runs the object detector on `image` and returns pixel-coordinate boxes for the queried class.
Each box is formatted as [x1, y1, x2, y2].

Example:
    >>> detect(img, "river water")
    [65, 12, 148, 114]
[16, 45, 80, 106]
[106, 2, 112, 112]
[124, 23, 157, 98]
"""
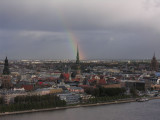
[1, 99, 160, 120]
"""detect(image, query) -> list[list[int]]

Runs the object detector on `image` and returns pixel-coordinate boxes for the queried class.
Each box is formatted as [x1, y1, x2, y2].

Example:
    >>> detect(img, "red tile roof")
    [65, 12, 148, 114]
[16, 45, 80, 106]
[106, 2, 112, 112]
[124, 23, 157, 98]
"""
[22, 85, 34, 91]
[98, 79, 106, 85]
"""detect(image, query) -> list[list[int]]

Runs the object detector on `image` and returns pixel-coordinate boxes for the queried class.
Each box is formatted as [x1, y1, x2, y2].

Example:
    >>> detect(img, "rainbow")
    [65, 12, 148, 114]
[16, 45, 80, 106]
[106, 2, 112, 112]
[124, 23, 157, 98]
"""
[67, 31, 85, 60]
[55, 8, 85, 60]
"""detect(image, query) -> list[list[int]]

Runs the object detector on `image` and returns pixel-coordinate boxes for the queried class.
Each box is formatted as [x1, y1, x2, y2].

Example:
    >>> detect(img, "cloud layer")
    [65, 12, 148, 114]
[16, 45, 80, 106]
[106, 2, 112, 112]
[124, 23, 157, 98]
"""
[0, 0, 160, 60]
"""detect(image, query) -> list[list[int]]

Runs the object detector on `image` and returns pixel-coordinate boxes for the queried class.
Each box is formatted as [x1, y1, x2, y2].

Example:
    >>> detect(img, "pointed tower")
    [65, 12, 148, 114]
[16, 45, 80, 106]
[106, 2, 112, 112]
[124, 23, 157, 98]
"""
[76, 45, 81, 74]
[76, 45, 80, 65]
[75, 45, 83, 84]
[151, 52, 159, 71]
[2, 57, 12, 89]
[3, 57, 10, 75]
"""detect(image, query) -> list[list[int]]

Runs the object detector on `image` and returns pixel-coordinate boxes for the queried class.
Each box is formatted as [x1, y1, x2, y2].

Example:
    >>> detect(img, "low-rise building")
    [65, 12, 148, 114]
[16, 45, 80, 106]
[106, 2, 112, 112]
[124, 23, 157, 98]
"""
[0, 90, 27, 104]
[68, 86, 84, 93]
[34, 87, 63, 95]
[57, 93, 80, 104]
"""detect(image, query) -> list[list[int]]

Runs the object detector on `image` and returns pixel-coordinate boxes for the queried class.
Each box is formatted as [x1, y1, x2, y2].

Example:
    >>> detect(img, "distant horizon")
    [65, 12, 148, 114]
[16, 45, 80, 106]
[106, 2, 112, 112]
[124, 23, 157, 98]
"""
[0, 57, 155, 61]
[0, 53, 158, 61]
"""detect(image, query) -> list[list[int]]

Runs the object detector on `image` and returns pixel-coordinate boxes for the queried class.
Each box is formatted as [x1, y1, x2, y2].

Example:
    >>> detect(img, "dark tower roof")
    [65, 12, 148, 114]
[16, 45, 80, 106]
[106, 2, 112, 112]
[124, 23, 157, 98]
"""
[3, 56, 10, 75]
[76, 45, 80, 64]
[151, 53, 159, 71]
[75, 45, 81, 75]
[153, 52, 156, 59]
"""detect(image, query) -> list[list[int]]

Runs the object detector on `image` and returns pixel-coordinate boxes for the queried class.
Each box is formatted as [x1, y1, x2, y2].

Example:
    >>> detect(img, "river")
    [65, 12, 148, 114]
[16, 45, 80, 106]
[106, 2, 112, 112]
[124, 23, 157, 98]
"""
[1, 99, 160, 120]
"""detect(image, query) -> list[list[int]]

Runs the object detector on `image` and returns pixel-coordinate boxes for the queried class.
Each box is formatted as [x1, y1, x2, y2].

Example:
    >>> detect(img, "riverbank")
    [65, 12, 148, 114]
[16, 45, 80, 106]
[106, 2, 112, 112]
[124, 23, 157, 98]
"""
[0, 97, 160, 116]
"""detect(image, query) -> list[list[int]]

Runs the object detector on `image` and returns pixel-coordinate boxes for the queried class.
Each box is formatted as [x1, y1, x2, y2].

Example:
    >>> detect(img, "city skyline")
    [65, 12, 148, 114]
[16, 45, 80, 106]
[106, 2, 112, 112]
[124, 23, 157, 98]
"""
[1, 0, 160, 60]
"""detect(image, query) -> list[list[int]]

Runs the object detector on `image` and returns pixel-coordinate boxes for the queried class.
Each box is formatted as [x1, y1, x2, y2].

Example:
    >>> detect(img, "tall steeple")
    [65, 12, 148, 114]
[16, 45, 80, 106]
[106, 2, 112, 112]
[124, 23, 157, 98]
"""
[75, 45, 81, 75]
[76, 45, 80, 64]
[153, 52, 156, 59]
[151, 52, 159, 71]
[3, 56, 10, 75]
[2, 57, 12, 89]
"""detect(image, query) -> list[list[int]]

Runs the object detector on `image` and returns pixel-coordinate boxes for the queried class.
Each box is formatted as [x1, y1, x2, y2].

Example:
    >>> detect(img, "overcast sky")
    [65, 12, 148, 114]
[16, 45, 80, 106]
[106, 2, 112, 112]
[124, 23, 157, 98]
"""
[1, 0, 160, 60]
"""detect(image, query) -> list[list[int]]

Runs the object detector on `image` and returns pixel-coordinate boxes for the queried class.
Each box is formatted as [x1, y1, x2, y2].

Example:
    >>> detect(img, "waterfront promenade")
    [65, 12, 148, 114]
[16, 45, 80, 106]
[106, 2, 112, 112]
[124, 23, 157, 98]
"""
[1, 97, 160, 116]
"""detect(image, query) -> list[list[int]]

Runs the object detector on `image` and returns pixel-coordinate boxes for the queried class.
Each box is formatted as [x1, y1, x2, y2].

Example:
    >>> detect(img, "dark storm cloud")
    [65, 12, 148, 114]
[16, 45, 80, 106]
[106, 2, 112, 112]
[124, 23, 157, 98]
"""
[0, 30, 73, 59]
[0, 0, 108, 31]
[1, 0, 160, 59]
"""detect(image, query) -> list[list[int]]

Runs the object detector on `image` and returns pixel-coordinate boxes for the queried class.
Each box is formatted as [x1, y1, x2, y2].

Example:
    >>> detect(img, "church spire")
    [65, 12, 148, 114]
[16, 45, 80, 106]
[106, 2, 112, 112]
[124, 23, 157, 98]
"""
[151, 53, 159, 71]
[152, 52, 156, 60]
[3, 56, 10, 75]
[76, 45, 80, 64]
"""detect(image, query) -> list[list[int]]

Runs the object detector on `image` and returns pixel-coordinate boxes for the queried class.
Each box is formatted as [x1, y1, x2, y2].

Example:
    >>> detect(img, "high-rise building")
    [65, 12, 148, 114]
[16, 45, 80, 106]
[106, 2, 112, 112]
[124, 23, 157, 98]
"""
[1, 57, 12, 89]
[151, 53, 159, 71]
